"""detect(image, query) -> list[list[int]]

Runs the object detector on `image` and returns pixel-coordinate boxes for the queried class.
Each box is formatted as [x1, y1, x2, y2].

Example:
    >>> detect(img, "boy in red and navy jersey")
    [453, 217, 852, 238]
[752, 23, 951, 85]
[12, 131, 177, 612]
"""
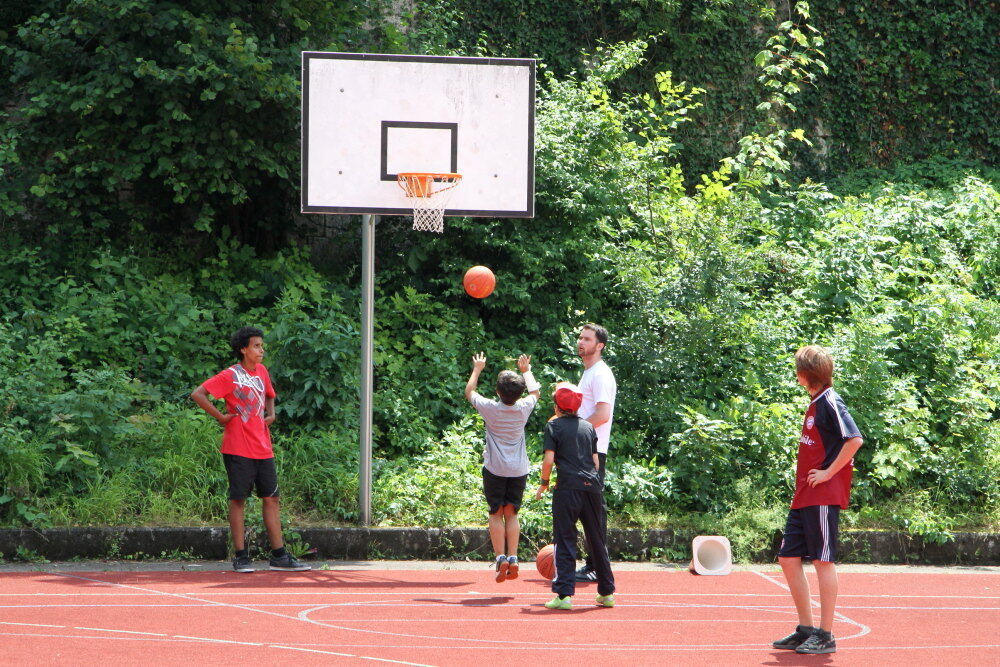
[773, 345, 863, 655]
[191, 327, 309, 574]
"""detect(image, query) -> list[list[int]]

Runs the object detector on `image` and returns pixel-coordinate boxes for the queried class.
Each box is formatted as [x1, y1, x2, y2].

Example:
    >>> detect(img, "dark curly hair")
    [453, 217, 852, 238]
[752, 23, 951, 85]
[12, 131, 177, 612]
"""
[230, 326, 265, 362]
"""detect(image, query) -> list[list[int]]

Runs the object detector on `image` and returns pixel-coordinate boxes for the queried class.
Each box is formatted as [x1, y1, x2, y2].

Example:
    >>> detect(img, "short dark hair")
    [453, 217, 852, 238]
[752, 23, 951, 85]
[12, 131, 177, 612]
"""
[230, 326, 264, 361]
[582, 323, 608, 347]
[495, 370, 526, 405]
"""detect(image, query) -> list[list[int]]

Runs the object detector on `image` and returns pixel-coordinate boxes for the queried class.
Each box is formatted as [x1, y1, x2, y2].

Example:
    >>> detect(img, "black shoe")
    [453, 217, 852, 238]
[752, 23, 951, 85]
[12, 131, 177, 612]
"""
[269, 553, 311, 571]
[772, 625, 814, 650]
[575, 565, 597, 582]
[232, 554, 253, 573]
[795, 628, 836, 654]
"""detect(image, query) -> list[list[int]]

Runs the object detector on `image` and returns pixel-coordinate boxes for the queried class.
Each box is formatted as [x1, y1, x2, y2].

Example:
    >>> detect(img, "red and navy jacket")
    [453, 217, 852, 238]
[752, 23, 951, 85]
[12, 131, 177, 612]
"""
[791, 387, 862, 510]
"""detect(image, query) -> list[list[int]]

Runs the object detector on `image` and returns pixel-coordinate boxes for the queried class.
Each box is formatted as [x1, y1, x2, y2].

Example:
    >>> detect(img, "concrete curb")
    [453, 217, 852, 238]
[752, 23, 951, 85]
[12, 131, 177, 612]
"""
[1, 527, 998, 565]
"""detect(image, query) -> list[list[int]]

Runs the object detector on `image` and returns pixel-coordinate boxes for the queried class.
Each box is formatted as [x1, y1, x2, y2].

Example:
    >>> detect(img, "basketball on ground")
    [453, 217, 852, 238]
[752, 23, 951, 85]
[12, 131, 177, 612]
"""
[463, 265, 495, 299]
[535, 544, 555, 579]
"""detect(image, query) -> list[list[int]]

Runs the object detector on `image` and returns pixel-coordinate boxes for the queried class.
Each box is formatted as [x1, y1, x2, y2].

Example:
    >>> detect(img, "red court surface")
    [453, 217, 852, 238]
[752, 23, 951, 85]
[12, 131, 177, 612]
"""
[1, 566, 997, 665]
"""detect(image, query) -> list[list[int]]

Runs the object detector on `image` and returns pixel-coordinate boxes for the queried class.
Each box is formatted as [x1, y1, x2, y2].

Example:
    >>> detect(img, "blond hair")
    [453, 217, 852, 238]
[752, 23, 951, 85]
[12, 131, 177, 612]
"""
[795, 345, 834, 389]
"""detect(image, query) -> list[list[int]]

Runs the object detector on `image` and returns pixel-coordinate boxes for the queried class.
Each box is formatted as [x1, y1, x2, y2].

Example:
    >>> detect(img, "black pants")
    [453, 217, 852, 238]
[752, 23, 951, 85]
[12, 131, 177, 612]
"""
[551, 486, 615, 597]
[583, 453, 607, 570]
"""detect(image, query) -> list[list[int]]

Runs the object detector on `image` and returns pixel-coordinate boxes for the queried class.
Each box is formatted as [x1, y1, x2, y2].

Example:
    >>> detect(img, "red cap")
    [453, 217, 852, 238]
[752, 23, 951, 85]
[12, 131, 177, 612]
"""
[553, 382, 583, 413]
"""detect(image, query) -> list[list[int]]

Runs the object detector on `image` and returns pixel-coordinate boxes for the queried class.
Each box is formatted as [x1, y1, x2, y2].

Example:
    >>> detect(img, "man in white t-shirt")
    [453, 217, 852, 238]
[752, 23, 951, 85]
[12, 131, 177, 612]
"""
[574, 323, 617, 582]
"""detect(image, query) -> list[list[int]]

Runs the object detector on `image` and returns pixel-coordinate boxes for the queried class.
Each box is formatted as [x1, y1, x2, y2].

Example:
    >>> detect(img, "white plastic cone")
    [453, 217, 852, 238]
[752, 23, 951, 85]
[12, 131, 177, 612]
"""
[689, 535, 732, 575]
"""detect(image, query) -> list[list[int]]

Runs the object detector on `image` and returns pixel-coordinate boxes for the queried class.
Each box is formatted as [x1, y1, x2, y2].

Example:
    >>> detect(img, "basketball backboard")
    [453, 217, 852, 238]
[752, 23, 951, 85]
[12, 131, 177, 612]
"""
[301, 52, 535, 218]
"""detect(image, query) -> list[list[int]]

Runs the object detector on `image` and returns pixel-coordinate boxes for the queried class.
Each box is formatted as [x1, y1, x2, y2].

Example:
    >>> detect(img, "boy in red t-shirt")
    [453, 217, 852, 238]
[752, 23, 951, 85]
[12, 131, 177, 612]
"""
[191, 326, 309, 573]
[773, 346, 863, 654]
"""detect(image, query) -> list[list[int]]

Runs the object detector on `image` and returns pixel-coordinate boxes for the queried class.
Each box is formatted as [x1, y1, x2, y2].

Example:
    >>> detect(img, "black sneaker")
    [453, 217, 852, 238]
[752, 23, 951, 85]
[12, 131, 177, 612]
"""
[796, 628, 836, 654]
[575, 565, 597, 582]
[268, 553, 311, 571]
[772, 625, 814, 650]
[232, 554, 253, 573]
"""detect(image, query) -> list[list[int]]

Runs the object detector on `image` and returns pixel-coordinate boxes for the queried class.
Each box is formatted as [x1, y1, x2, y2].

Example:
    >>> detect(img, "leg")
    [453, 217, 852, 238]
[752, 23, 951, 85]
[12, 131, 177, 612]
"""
[779, 557, 814, 627]
[813, 560, 838, 632]
[228, 499, 246, 551]
[261, 496, 283, 550]
[582, 453, 607, 572]
[800, 505, 840, 632]
[482, 468, 506, 557]
[255, 458, 284, 550]
[551, 489, 582, 598]
[487, 509, 506, 557]
[503, 504, 520, 557]
[579, 491, 615, 597]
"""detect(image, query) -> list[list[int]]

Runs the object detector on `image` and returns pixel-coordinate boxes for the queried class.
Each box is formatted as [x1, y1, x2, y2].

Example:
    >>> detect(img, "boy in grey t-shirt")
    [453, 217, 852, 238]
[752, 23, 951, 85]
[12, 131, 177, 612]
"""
[465, 352, 541, 582]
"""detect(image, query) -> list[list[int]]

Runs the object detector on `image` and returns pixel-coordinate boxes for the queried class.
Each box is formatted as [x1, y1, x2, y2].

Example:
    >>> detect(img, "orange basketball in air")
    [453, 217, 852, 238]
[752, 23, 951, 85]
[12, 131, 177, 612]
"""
[463, 265, 496, 299]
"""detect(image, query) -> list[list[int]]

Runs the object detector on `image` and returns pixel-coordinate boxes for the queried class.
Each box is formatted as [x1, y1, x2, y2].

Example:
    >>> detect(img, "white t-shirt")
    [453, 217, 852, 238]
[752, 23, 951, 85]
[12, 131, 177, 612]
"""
[578, 360, 616, 454]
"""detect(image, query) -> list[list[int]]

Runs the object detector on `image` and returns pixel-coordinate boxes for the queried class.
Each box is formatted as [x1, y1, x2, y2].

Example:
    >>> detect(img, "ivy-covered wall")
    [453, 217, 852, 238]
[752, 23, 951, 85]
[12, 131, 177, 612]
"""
[416, 0, 997, 179]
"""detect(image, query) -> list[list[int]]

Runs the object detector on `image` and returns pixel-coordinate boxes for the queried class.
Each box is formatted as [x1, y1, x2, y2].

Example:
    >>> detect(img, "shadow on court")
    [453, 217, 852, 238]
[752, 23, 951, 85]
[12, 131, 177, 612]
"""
[39, 570, 475, 590]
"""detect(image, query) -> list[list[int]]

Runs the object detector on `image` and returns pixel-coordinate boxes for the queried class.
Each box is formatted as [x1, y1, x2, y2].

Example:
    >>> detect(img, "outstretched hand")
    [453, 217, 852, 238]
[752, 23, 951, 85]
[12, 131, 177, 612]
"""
[517, 354, 531, 373]
[472, 352, 486, 371]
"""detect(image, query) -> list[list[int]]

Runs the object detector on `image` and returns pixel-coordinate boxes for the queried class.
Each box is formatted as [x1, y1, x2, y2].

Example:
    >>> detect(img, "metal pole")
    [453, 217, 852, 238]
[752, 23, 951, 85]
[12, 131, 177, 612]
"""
[359, 214, 376, 526]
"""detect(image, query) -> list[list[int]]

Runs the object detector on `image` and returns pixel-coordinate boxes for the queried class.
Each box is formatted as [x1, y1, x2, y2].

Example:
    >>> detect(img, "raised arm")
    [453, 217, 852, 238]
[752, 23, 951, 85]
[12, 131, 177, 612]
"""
[464, 352, 487, 401]
[518, 354, 541, 399]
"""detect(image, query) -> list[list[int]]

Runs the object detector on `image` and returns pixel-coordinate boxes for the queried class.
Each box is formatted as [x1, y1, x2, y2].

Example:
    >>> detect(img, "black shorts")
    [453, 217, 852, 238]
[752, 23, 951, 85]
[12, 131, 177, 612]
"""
[482, 467, 527, 514]
[223, 454, 279, 500]
[778, 505, 840, 562]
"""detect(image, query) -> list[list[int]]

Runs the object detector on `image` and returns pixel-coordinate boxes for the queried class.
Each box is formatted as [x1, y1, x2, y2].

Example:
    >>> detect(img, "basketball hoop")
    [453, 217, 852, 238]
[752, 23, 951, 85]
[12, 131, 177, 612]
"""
[396, 172, 462, 233]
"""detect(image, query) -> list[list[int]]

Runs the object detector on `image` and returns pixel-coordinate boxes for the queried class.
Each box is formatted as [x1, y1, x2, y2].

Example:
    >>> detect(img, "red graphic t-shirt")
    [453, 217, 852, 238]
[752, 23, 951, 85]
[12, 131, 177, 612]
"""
[201, 363, 276, 459]
[791, 387, 862, 509]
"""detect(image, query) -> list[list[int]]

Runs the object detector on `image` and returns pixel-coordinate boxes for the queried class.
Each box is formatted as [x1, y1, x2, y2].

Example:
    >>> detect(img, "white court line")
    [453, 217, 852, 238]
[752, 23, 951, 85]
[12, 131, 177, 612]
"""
[4, 591, 998, 598]
[1, 631, 996, 653]
[74, 627, 168, 636]
[46, 574, 435, 666]
[272, 645, 429, 665]
[753, 570, 872, 641]
[7, 601, 995, 611]
[41, 573, 784, 651]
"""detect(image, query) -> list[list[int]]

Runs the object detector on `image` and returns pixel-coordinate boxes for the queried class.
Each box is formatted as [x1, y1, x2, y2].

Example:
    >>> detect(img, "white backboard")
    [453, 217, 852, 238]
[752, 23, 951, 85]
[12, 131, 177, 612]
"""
[302, 52, 535, 217]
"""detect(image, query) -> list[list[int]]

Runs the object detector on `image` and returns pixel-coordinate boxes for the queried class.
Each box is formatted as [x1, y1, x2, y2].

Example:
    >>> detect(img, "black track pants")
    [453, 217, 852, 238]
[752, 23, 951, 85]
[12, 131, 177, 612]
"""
[583, 453, 607, 571]
[551, 486, 615, 598]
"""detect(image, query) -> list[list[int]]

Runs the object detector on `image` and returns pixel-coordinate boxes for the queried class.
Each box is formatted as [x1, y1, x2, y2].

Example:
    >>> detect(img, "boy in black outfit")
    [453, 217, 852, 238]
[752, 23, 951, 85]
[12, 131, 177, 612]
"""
[534, 382, 615, 610]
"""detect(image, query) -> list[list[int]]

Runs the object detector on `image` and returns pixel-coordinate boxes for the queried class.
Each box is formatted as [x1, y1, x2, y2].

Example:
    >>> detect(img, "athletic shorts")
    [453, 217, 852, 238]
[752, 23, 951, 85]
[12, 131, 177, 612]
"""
[482, 467, 527, 514]
[778, 505, 840, 562]
[223, 454, 279, 500]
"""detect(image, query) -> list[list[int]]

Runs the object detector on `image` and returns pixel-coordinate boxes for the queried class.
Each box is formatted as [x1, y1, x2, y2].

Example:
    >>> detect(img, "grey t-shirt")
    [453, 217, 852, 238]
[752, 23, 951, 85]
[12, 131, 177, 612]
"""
[469, 392, 538, 477]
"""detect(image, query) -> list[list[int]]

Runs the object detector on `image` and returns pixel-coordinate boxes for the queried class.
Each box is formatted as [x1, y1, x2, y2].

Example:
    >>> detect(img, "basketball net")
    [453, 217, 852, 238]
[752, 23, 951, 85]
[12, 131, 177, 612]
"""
[396, 173, 462, 233]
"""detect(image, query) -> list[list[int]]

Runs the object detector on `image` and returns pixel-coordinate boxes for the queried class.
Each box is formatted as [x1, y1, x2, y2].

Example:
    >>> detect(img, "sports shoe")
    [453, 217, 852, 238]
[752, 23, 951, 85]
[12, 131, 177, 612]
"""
[268, 553, 311, 571]
[232, 554, 253, 573]
[495, 555, 509, 583]
[575, 565, 597, 582]
[506, 556, 519, 580]
[595, 593, 615, 608]
[795, 628, 836, 654]
[544, 595, 572, 610]
[772, 625, 814, 650]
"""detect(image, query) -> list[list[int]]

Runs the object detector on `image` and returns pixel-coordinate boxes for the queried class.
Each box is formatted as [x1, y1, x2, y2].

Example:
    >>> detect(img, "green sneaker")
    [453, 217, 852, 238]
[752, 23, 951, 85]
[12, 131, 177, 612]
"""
[595, 593, 615, 608]
[544, 595, 573, 610]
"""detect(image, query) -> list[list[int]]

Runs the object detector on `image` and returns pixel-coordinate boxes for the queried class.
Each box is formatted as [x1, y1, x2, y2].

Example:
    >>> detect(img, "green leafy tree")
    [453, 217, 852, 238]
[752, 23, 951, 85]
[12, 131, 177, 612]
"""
[0, 1, 386, 243]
